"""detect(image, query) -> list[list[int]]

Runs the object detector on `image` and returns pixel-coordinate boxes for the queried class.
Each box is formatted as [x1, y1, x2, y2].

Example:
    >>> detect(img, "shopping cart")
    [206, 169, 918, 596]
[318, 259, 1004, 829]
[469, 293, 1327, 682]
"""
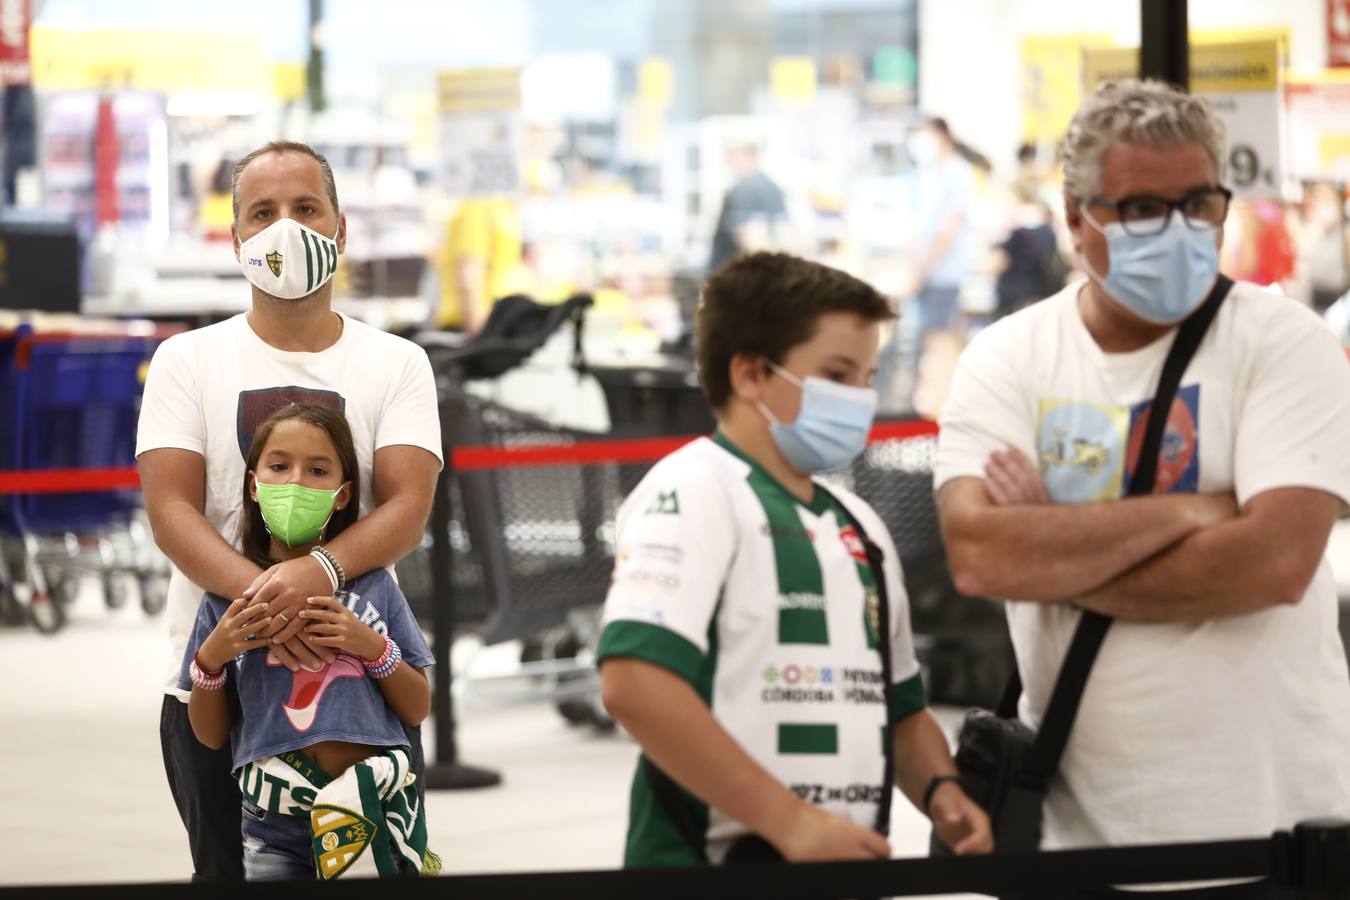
[0, 325, 172, 634]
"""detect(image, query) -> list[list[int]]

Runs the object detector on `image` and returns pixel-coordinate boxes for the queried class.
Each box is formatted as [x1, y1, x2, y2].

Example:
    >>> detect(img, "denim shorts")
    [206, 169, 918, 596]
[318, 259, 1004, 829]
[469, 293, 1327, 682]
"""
[241, 797, 315, 881]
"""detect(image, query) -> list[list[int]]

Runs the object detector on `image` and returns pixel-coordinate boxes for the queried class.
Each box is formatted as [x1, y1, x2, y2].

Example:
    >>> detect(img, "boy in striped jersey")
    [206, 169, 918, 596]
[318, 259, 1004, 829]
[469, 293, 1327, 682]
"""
[598, 252, 991, 866]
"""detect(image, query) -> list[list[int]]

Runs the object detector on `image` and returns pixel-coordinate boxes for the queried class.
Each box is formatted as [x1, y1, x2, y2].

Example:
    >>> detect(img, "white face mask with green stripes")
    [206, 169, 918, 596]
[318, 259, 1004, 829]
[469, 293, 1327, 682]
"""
[238, 217, 340, 300]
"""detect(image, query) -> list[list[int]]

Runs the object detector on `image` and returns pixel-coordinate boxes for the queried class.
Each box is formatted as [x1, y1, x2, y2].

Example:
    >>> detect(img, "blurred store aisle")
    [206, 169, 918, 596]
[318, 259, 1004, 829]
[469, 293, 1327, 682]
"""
[0, 587, 951, 887]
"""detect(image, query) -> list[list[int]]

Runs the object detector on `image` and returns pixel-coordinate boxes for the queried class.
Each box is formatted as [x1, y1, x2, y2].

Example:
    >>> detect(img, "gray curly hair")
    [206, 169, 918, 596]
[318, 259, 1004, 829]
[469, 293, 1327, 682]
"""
[1062, 79, 1226, 200]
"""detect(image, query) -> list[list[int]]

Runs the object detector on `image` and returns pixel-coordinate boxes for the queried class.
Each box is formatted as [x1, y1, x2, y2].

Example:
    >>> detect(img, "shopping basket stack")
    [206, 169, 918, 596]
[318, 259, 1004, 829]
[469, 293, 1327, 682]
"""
[0, 324, 172, 633]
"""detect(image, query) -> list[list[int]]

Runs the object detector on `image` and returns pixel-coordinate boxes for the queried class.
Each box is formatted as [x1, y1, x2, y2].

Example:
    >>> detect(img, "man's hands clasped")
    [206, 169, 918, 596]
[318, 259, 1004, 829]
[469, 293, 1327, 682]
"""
[242, 555, 337, 671]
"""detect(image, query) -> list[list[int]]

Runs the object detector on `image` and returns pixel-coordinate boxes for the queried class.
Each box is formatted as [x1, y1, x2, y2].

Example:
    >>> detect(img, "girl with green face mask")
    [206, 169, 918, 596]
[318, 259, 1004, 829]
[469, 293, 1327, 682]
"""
[180, 404, 438, 880]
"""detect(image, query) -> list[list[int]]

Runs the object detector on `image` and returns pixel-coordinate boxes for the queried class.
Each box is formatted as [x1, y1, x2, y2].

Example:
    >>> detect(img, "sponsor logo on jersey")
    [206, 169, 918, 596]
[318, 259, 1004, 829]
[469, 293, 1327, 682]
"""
[839, 526, 868, 563]
[608, 593, 667, 623]
[778, 591, 826, 611]
[620, 542, 683, 565]
[612, 567, 681, 595]
[644, 490, 680, 515]
[838, 667, 886, 705]
[762, 523, 815, 540]
[788, 782, 885, 805]
[761, 663, 836, 703]
[763, 664, 834, 685]
[866, 588, 880, 642]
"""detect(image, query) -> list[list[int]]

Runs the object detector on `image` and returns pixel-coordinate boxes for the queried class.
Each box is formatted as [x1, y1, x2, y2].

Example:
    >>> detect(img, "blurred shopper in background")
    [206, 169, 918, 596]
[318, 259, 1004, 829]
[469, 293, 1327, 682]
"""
[1297, 180, 1350, 311]
[197, 159, 237, 242]
[936, 80, 1350, 898]
[877, 116, 978, 413]
[598, 252, 991, 867]
[991, 186, 1067, 319]
[906, 118, 978, 338]
[136, 140, 442, 880]
[1223, 197, 1295, 292]
[707, 139, 789, 275]
[435, 195, 526, 334]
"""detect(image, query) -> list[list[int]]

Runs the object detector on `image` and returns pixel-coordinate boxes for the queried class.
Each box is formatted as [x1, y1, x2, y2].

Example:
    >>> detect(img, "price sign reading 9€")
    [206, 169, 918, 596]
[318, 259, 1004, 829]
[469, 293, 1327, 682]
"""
[1189, 41, 1283, 200]
[1228, 143, 1276, 192]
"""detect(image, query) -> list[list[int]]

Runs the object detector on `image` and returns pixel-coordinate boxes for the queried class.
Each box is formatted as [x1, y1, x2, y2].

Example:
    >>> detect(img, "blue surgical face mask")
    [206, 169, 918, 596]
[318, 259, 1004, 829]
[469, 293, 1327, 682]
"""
[1080, 208, 1220, 325]
[757, 362, 878, 474]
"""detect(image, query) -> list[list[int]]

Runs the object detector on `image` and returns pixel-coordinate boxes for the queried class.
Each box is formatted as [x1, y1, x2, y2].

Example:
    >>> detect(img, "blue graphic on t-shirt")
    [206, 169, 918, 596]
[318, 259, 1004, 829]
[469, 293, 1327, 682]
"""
[1036, 401, 1128, 503]
[178, 568, 433, 773]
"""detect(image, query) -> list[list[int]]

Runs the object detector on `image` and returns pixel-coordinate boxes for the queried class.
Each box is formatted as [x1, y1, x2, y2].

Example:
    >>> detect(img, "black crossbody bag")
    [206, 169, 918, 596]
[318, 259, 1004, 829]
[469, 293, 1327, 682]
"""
[930, 275, 1233, 856]
[644, 485, 896, 864]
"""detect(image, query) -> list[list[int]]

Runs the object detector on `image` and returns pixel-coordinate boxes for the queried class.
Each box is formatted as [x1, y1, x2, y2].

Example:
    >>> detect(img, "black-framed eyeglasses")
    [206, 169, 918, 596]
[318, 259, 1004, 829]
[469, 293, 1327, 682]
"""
[1088, 186, 1233, 237]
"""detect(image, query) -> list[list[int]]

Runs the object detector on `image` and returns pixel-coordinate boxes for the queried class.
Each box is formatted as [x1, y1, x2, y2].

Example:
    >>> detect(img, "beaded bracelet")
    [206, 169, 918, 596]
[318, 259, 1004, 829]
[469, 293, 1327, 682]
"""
[190, 653, 227, 691]
[365, 636, 402, 679]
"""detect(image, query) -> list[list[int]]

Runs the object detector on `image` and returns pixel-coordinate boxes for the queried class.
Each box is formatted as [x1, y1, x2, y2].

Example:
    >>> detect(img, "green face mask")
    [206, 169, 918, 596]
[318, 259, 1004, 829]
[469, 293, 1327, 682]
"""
[254, 481, 345, 548]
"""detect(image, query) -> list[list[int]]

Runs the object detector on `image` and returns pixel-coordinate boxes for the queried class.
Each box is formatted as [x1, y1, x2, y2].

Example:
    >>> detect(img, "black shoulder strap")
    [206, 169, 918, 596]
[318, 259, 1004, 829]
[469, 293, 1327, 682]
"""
[814, 484, 896, 837]
[1018, 275, 1234, 785]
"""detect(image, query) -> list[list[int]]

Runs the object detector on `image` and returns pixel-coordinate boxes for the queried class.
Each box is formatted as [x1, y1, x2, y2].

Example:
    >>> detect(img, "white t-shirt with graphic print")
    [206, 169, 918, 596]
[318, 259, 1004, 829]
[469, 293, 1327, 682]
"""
[935, 279, 1350, 850]
[135, 312, 443, 698]
[597, 434, 925, 866]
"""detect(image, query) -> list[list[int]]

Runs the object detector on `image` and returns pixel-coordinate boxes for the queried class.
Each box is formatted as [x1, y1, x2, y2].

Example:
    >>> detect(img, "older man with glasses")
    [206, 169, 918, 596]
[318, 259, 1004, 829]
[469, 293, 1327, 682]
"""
[933, 79, 1350, 899]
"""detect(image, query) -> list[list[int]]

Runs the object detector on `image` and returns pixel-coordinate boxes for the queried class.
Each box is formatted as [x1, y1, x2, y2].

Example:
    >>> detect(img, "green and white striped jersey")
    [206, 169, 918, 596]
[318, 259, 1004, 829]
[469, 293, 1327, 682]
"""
[597, 434, 926, 866]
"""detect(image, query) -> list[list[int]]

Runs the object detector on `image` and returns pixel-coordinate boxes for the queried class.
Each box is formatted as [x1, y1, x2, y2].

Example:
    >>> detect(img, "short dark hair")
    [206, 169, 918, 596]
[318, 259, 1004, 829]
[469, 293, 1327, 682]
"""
[231, 140, 340, 223]
[238, 404, 360, 569]
[695, 252, 894, 410]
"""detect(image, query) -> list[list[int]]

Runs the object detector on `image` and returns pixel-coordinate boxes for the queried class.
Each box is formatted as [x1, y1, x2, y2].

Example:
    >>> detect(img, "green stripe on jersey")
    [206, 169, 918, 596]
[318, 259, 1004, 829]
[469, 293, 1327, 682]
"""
[620, 601, 722, 867]
[596, 620, 704, 686]
[714, 434, 830, 645]
[778, 723, 838, 754]
[889, 671, 928, 721]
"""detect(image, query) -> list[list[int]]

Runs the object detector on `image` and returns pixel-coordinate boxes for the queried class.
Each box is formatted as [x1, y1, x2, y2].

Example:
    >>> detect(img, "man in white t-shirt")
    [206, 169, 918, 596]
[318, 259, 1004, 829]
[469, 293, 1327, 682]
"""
[136, 141, 442, 880]
[935, 80, 1350, 897]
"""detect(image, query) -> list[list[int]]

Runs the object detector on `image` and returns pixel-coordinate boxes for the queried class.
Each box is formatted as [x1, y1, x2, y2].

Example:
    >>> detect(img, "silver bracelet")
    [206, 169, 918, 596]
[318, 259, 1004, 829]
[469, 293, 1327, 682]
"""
[309, 548, 340, 594]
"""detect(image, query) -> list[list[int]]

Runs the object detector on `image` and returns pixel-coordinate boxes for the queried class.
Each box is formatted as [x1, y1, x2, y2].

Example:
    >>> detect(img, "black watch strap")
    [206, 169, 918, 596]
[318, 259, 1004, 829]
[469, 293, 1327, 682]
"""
[923, 774, 963, 815]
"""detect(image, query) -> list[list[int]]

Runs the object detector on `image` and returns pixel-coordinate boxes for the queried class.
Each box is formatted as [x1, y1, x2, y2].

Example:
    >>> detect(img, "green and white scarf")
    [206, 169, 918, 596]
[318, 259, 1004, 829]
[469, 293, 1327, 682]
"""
[239, 748, 441, 879]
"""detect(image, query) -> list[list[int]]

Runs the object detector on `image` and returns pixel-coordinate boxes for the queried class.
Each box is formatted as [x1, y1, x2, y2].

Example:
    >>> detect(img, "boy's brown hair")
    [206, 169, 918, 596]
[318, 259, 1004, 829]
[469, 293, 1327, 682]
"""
[695, 252, 895, 410]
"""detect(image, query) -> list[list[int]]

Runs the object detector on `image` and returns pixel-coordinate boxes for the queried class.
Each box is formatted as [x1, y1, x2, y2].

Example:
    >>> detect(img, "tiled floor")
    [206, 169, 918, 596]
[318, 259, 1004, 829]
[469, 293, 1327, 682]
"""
[0, 586, 957, 890]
